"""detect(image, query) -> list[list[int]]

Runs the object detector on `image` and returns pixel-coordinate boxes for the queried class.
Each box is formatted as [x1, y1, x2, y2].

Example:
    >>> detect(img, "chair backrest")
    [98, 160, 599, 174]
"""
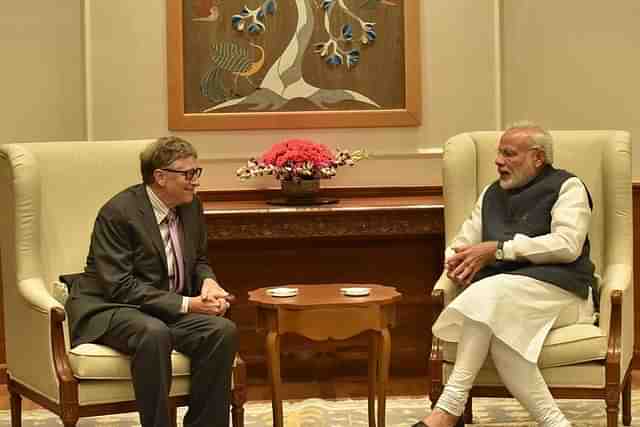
[442, 130, 632, 303]
[0, 140, 153, 373]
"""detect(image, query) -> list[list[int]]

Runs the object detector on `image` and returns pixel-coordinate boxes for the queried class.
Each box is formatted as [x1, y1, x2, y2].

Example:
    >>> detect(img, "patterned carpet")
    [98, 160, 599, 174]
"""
[0, 393, 637, 426]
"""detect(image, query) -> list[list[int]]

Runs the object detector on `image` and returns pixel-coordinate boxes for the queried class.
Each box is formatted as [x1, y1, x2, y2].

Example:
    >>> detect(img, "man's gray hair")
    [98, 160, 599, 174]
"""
[140, 136, 198, 185]
[505, 120, 554, 164]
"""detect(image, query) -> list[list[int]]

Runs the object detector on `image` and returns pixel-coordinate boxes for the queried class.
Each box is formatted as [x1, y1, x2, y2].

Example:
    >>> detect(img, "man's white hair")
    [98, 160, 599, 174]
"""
[505, 120, 554, 165]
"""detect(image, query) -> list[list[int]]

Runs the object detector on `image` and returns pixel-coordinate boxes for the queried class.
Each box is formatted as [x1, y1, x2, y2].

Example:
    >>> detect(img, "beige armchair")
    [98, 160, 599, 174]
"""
[429, 131, 634, 427]
[0, 141, 247, 427]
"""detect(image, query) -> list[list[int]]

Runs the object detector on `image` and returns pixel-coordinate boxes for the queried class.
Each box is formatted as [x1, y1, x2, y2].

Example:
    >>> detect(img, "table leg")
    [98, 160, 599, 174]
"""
[266, 331, 283, 427]
[377, 328, 391, 427]
[368, 331, 379, 427]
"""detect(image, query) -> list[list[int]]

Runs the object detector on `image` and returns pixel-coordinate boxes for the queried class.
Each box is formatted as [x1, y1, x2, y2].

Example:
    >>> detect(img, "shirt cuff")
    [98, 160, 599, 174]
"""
[503, 240, 516, 261]
[445, 247, 456, 260]
[180, 296, 190, 313]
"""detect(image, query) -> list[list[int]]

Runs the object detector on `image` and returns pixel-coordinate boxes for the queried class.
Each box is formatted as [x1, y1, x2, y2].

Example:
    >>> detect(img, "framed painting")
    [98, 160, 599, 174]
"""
[167, 0, 421, 130]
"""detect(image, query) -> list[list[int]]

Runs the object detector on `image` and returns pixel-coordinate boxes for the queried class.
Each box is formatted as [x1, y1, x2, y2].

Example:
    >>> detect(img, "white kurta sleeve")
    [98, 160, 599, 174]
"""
[504, 177, 591, 264]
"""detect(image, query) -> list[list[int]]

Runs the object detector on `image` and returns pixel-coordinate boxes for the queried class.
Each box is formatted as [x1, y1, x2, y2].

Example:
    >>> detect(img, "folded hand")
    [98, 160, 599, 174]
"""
[445, 241, 498, 287]
[201, 278, 229, 302]
[189, 295, 230, 316]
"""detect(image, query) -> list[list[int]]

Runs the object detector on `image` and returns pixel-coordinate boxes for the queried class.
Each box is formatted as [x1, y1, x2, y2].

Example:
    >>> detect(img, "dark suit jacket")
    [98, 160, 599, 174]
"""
[65, 184, 216, 348]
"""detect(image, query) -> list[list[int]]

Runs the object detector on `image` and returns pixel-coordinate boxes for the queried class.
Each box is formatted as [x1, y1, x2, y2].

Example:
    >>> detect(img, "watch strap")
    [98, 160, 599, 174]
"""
[495, 240, 505, 260]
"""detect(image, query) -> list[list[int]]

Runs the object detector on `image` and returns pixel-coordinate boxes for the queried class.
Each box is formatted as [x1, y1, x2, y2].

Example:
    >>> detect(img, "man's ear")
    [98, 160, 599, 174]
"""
[153, 169, 165, 186]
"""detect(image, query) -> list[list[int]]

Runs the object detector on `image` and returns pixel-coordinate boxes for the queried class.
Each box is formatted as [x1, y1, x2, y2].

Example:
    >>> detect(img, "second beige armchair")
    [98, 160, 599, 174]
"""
[429, 130, 633, 427]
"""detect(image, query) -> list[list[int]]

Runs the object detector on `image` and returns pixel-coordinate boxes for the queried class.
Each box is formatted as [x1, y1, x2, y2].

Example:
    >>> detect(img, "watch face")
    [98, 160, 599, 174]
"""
[496, 249, 504, 260]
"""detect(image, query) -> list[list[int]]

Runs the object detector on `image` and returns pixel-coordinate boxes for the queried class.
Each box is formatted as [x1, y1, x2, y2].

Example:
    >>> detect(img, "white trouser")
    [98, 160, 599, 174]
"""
[435, 318, 571, 427]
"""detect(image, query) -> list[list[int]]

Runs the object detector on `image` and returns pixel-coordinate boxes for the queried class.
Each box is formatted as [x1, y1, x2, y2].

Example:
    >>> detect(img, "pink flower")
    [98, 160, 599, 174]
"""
[236, 138, 366, 181]
[261, 139, 335, 168]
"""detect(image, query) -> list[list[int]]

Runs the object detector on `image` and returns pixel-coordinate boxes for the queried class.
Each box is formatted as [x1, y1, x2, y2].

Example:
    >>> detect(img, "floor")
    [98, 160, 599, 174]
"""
[0, 371, 637, 411]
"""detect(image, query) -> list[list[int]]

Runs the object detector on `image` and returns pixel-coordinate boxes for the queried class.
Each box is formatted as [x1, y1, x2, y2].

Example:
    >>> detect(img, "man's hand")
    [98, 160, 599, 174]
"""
[201, 278, 228, 301]
[188, 295, 229, 316]
[191, 278, 231, 316]
[445, 241, 499, 287]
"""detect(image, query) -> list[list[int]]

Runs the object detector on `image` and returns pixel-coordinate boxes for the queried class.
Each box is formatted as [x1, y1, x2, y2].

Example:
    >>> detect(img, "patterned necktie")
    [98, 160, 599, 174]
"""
[166, 210, 184, 294]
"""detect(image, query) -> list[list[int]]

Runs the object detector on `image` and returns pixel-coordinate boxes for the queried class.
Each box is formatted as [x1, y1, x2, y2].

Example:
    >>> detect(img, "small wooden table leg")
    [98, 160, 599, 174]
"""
[368, 331, 379, 427]
[377, 328, 391, 427]
[266, 331, 283, 427]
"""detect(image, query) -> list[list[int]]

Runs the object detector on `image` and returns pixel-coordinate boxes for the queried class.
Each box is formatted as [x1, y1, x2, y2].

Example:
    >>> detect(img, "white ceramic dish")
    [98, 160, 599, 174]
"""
[340, 287, 371, 297]
[266, 287, 298, 297]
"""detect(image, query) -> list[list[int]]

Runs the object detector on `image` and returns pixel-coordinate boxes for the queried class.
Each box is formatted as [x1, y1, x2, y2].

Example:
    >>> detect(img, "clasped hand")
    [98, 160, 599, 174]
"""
[189, 279, 230, 316]
[445, 241, 498, 287]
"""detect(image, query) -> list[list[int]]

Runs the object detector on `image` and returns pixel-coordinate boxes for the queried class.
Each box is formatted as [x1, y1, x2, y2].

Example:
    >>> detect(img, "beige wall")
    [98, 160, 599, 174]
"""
[502, 0, 640, 174]
[0, 1, 86, 144]
[3, 1, 638, 185]
[85, 0, 498, 189]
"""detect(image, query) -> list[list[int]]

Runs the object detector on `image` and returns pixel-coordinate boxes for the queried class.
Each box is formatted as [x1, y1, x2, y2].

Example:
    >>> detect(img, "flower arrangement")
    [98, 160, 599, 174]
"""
[236, 138, 367, 181]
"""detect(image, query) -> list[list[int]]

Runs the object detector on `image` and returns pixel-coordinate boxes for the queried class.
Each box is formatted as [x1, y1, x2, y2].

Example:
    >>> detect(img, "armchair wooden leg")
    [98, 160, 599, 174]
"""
[429, 380, 442, 410]
[169, 405, 178, 427]
[463, 397, 473, 424]
[622, 376, 631, 426]
[605, 390, 620, 427]
[232, 403, 245, 427]
[428, 361, 443, 409]
[9, 389, 21, 427]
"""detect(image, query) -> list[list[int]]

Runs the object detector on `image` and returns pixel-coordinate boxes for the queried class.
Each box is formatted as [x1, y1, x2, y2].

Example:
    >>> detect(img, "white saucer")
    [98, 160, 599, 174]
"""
[340, 287, 371, 297]
[266, 287, 298, 297]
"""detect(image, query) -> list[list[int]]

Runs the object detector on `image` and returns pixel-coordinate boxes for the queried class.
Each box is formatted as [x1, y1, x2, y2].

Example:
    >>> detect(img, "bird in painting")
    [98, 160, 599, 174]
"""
[200, 42, 265, 103]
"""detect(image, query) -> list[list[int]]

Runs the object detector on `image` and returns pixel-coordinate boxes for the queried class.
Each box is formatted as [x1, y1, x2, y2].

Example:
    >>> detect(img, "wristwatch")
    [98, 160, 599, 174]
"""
[495, 240, 504, 261]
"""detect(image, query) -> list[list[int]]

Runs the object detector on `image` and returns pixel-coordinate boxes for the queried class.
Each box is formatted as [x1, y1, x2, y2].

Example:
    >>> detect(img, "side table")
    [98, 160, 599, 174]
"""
[248, 284, 402, 427]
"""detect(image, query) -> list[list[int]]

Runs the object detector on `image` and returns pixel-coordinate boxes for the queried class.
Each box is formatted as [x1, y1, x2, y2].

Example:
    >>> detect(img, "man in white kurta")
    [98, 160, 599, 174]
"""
[413, 124, 596, 427]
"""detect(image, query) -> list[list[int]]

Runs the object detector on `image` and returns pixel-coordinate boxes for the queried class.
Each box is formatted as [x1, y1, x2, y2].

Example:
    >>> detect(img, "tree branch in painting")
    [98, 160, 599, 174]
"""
[199, 0, 396, 112]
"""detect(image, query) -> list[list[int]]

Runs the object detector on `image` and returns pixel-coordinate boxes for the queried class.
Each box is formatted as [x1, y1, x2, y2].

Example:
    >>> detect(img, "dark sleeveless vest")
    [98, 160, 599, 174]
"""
[474, 165, 595, 299]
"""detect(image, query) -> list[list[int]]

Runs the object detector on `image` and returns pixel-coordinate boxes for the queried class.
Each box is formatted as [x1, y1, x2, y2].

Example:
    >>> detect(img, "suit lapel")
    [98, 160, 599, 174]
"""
[135, 185, 168, 271]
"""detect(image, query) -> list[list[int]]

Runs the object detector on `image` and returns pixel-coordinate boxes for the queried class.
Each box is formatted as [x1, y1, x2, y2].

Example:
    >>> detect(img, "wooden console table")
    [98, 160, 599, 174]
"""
[201, 187, 445, 390]
[249, 284, 402, 427]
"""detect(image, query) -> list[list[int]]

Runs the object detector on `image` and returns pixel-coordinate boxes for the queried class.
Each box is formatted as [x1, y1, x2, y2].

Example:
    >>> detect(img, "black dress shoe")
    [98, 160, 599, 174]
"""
[411, 422, 429, 427]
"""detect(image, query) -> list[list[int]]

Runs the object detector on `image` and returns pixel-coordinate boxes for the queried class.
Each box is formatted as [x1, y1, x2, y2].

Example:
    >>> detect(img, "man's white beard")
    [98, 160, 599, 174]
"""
[499, 170, 536, 190]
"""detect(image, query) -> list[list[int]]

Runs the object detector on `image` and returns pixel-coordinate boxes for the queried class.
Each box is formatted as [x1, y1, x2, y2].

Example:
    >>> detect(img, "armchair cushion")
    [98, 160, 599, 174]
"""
[69, 344, 191, 380]
[442, 323, 607, 369]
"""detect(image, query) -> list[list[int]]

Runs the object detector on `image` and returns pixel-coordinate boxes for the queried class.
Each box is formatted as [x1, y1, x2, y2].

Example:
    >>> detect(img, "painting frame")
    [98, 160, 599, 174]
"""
[167, 0, 421, 130]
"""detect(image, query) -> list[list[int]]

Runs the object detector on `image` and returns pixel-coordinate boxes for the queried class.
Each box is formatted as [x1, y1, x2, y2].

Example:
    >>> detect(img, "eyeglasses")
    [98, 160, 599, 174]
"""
[160, 167, 203, 181]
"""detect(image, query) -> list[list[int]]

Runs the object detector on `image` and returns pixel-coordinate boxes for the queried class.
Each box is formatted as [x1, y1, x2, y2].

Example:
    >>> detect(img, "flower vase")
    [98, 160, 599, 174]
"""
[266, 179, 338, 206]
[281, 179, 320, 200]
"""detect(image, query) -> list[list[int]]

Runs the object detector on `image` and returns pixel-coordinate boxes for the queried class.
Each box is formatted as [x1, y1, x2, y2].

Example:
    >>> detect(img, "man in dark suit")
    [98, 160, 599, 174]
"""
[65, 136, 237, 427]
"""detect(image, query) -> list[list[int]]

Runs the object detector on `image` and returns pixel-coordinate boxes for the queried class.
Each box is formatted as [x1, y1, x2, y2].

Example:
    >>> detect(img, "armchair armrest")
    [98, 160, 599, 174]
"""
[18, 277, 64, 314]
[429, 273, 459, 368]
[599, 263, 634, 380]
[605, 290, 622, 386]
[432, 272, 459, 308]
[429, 273, 459, 402]
[5, 277, 68, 400]
[599, 264, 632, 334]
[51, 307, 79, 409]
